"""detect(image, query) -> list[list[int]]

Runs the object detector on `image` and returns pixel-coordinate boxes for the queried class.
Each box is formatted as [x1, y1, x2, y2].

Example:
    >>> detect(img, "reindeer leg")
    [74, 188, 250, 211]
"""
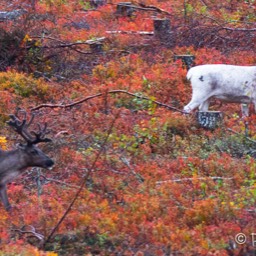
[199, 100, 210, 112]
[0, 185, 11, 211]
[184, 91, 211, 113]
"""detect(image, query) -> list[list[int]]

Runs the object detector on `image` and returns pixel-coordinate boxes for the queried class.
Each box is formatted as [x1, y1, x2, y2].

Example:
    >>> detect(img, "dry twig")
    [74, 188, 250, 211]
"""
[32, 90, 185, 114]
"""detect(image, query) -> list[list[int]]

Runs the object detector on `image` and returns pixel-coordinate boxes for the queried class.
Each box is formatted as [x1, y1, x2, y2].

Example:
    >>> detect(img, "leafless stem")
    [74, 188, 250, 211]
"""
[42, 108, 121, 248]
[156, 176, 233, 185]
[32, 90, 185, 114]
[39, 174, 80, 189]
[120, 156, 144, 183]
[227, 128, 256, 144]
[12, 225, 44, 242]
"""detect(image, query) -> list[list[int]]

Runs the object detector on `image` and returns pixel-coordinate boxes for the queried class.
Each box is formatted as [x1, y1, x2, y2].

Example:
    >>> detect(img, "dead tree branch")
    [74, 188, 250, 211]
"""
[32, 90, 185, 113]
[227, 128, 256, 144]
[39, 174, 80, 189]
[110, 2, 171, 15]
[42, 108, 121, 248]
[106, 31, 154, 35]
[12, 225, 44, 243]
[156, 176, 233, 185]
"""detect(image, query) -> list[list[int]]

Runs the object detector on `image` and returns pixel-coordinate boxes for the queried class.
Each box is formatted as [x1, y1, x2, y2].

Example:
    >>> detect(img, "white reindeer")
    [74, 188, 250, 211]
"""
[184, 64, 256, 116]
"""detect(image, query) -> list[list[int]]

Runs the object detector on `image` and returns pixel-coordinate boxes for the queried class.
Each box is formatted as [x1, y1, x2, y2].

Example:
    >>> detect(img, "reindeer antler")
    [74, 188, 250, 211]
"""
[30, 123, 52, 144]
[7, 109, 52, 145]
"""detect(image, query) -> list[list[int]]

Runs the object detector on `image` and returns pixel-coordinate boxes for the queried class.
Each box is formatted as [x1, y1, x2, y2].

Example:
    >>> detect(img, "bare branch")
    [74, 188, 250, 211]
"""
[31, 90, 185, 114]
[12, 225, 44, 242]
[125, 2, 172, 15]
[222, 27, 256, 32]
[156, 176, 233, 185]
[106, 31, 154, 35]
[227, 128, 256, 144]
[39, 174, 80, 189]
[42, 108, 122, 248]
[120, 156, 144, 183]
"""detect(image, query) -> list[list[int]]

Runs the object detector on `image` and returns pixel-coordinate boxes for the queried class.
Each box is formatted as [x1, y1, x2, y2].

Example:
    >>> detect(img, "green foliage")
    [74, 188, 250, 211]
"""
[185, 3, 194, 14]
[115, 94, 157, 113]
[0, 71, 49, 98]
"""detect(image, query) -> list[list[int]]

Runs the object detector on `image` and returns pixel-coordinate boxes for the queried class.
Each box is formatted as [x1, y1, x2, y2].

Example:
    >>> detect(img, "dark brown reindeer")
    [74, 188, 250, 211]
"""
[0, 109, 54, 211]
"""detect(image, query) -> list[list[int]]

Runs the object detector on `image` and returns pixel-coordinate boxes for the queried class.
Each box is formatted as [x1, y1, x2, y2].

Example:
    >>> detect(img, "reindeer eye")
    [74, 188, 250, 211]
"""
[31, 149, 39, 155]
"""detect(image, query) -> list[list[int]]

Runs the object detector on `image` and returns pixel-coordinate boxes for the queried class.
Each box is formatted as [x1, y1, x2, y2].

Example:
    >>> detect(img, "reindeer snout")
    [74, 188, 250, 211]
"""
[45, 159, 55, 168]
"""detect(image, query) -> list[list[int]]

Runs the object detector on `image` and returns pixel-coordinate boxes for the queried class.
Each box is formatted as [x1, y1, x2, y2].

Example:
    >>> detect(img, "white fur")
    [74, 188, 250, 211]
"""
[184, 64, 256, 116]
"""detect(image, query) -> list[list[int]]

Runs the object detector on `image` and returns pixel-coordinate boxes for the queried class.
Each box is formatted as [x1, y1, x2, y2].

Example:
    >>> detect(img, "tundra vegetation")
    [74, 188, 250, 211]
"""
[0, 0, 255, 255]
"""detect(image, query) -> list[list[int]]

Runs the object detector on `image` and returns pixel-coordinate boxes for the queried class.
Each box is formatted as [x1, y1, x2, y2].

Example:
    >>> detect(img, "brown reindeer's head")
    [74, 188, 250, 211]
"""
[0, 109, 54, 211]
[7, 109, 54, 169]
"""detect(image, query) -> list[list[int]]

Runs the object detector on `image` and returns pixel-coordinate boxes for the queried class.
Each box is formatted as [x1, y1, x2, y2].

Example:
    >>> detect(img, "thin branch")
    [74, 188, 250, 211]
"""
[30, 36, 106, 45]
[110, 2, 172, 15]
[32, 92, 102, 111]
[12, 225, 44, 242]
[134, 4, 171, 15]
[31, 90, 185, 114]
[199, 0, 208, 7]
[156, 176, 233, 185]
[28, 36, 105, 55]
[106, 30, 154, 35]
[194, 12, 256, 29]
[42, 108, 121, 248]
[120, 156, 144, 183]
[222, 27, 256, 32]
[30, 36, 66, 44]
[39, 174, 80, 189]
[227, 128, 256, 144]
